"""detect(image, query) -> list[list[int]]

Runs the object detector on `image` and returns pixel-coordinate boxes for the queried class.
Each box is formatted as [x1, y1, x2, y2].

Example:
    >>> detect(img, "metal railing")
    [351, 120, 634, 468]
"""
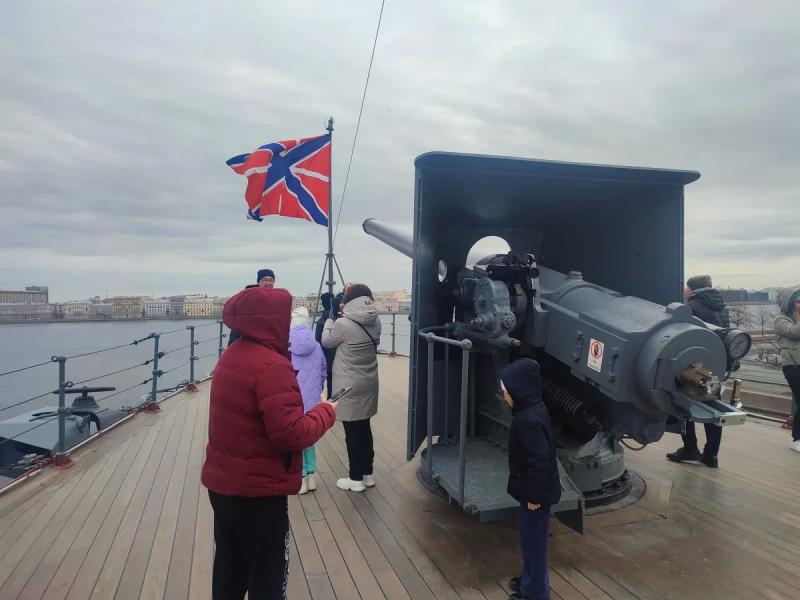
[418, 328, 472, 505]
[310, 310, 412, 357]
[0, 312, 411, 482]
[0, 320, 226, 477]
[379, 312, 411, 357]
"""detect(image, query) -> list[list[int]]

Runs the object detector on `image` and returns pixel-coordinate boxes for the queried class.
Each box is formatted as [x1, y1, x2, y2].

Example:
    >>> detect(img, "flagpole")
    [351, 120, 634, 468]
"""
[311, 117, 336, 332]
[326, 116, 335, 297]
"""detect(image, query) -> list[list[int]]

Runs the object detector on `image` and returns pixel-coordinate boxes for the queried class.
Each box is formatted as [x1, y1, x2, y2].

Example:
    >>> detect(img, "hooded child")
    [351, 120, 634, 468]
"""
[500, 358, 561, 600]
[290, 306, 328, 493]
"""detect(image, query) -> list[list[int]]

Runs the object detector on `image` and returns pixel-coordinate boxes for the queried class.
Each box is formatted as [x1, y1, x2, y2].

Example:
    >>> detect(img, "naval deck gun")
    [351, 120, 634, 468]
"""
[364, 152, 749, 532]
[0, 386, 128, 478]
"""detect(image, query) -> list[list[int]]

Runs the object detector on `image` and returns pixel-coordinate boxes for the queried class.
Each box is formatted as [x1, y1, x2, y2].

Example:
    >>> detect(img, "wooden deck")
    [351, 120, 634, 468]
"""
[0, 356, 799, 599]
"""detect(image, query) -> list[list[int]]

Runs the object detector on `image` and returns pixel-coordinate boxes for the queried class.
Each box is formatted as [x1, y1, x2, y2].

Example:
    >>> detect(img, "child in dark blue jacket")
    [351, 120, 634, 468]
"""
[500, 358, 561, 600]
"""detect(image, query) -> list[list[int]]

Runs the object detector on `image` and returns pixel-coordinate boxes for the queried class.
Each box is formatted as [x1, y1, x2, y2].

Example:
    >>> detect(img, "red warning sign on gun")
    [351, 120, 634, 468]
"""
[587, 339, 604, 373]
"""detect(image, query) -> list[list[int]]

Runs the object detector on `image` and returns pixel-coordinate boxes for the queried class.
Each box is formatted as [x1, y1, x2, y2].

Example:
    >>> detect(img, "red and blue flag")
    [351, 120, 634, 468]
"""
[226, 134, 331, 226]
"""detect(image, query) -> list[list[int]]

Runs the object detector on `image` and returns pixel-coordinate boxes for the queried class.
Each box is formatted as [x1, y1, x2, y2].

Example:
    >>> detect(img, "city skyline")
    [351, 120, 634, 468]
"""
[0, 284, 412, 322]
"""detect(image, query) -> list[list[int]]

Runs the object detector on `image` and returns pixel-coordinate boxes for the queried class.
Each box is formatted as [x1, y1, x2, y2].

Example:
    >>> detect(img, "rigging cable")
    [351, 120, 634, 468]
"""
[333, 0, 386, 244]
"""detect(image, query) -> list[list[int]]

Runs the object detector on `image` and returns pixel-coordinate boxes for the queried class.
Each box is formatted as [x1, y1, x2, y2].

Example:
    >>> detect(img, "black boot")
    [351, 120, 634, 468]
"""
[666, 447, 702, 463]
[701, 451, 718, 468]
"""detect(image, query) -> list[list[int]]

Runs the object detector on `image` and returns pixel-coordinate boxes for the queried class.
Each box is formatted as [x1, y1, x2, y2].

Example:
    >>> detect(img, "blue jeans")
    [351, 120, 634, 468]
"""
[518, 502, 550, 600]
[302, 446, 316, 476]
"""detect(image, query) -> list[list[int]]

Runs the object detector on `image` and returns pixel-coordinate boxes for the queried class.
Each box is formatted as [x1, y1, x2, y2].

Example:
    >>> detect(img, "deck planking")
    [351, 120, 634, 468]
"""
[0, 356, 797, 599]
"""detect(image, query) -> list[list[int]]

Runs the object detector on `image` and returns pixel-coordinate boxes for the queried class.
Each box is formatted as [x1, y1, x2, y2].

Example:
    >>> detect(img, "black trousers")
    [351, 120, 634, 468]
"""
[783, 365, 800, 441]
[342, 419, 374, 481]
[208, 491, 289, 600]
[683, 421, 722, 457]
[518, 503, 551, 600]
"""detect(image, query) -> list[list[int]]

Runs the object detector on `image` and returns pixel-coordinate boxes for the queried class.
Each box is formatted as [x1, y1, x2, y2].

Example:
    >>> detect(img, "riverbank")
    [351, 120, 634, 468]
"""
[0, 316, 220, 326]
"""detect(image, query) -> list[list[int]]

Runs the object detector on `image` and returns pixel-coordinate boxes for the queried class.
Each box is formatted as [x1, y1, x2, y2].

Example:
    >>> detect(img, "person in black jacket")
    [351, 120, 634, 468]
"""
[501, 358, 560, 600]
[315, 292, 336, 397]
[684, 274, 731, 328]
[329, 283, 351, 323]
[667, 275, 731, 468]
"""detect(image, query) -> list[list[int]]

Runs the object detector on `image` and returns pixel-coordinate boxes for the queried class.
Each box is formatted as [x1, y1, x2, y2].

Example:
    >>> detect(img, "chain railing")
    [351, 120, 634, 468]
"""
[0, 320, 227, 479]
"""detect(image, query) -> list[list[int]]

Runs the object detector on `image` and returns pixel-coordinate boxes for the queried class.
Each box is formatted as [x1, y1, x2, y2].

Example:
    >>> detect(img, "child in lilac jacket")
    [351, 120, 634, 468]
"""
[289, 307, 328, 494]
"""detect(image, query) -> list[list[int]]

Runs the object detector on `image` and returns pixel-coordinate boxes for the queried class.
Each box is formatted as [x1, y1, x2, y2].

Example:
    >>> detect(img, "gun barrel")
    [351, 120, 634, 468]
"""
[363, 219, 413, 258]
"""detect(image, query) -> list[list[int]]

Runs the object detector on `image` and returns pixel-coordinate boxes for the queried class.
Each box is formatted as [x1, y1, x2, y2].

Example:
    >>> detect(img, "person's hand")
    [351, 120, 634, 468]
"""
[322, 391, 339, 410]
[527, 502, 541, 511]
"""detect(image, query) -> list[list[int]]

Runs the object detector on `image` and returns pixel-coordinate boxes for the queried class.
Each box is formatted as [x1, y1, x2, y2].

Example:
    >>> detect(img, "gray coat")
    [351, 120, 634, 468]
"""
[775, 286, 800, 367]
[321, 296, 381, 421]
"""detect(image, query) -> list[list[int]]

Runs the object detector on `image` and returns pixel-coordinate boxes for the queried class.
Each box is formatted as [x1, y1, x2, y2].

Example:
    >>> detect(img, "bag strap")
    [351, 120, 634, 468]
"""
[353, 321, 379, 349]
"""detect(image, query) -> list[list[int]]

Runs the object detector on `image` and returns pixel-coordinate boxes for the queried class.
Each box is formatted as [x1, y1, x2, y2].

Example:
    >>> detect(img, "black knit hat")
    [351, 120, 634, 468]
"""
[257, 268, 275, 283]
[687, 275, 712, 291]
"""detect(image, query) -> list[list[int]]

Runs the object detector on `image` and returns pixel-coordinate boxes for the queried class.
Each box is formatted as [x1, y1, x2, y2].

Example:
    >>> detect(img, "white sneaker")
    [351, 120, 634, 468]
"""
[306, 473, 317, 491]
[299, 476, 309, 495]
[792, 440, 800, 454]
[363, 474, 376, 488]
[336, 477, 366, 492]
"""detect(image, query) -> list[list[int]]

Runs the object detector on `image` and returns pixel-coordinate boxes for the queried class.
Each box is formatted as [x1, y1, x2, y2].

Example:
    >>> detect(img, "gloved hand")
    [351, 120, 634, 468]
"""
[331, 297, 343, 320]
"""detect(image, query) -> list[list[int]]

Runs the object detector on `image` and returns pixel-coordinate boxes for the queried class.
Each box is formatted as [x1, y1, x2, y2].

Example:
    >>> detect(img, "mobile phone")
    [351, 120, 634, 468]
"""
[328, 387, 352, 402]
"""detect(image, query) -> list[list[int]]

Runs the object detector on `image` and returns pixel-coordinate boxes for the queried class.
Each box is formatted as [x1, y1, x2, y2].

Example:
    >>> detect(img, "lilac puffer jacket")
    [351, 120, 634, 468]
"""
[290, 324, 327, 413]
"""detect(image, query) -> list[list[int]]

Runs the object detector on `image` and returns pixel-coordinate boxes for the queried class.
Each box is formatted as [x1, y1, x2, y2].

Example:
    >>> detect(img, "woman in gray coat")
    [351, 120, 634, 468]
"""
[775, 286, 800, 453]
[322, 284, 382, 492]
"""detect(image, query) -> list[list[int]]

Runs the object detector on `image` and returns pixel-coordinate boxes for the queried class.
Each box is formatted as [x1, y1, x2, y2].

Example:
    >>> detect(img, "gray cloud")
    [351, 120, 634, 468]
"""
[1, 0, 798, 301]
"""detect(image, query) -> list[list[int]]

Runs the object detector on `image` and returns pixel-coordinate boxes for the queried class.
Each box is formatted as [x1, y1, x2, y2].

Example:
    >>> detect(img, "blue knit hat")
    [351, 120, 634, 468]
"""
[257, 268, 275, 283]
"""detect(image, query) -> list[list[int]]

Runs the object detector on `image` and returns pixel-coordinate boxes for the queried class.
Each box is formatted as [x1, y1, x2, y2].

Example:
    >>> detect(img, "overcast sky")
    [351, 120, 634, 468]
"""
[1, 1, 798, 301]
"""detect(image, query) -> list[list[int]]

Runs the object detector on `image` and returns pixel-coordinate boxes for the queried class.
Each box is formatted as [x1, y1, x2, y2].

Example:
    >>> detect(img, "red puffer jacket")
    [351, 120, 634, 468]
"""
[201, 287, 335, 497]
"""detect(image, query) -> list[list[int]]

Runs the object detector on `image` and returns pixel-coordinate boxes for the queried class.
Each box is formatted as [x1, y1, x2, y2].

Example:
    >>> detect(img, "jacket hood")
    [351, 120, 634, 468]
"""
[343, 296, 379, 325]
[321, 292, 333, 310]
[500, 358, 542, 414]
[223, 288, 291, 359]
[777, 286, 800, 316]
[291, 306, 310, 329]
[689, 288, 726, 312]
[289, 325, 317, 357]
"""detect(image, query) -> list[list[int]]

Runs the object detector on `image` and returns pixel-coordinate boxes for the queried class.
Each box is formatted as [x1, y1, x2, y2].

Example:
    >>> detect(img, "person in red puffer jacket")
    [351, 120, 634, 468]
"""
[201, 287, 337, 600]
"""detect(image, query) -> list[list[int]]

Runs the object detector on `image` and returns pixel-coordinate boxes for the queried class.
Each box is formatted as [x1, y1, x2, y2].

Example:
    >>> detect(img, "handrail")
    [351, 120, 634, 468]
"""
[0, 360, 53, 378]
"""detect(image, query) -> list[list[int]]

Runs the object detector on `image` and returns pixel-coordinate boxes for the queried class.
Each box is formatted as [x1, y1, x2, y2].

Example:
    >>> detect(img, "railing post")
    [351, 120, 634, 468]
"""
[187, 325, 196, 383]
[443, 335, 450, 443]
[52, 355, 72, 467]
[390, 312, 397, 357]
[217, 320, 224, 359]
[426, 336, 434, 476]
[149, 333, 160, 408]
[458, 345, 471, 505]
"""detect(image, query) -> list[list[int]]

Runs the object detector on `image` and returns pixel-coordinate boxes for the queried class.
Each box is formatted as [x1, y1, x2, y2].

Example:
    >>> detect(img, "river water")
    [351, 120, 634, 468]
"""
[0, 315, 411, 420]
[0, 319, 227, 420]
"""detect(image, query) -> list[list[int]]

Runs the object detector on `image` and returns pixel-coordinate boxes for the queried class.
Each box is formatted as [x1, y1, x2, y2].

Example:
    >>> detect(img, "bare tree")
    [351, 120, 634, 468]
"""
[753, 304, 775, 337]
[726, 304, 751, 331]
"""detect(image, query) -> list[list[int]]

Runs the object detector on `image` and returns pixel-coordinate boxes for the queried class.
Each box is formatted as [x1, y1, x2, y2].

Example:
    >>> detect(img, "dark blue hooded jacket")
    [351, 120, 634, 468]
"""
[314, 292, 336, 375]
[501, 358, 561, 506]
[687, 288, 730, 327]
